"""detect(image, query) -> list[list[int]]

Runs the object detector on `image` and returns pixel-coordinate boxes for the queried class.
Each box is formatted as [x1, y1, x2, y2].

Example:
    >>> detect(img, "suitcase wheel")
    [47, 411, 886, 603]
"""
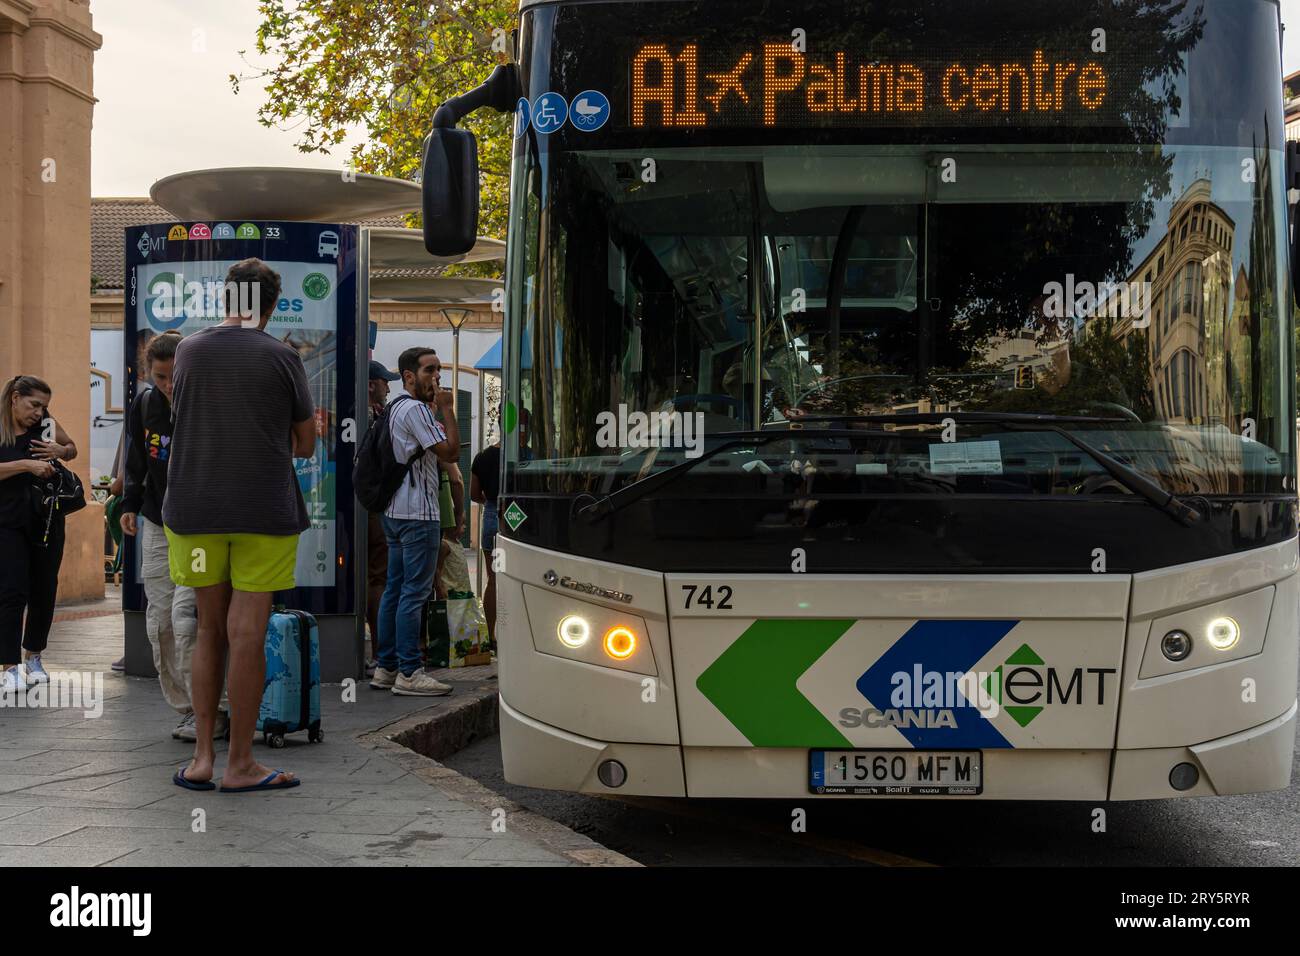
[308, 727, 323, 743]
[265, 732, 286, 749]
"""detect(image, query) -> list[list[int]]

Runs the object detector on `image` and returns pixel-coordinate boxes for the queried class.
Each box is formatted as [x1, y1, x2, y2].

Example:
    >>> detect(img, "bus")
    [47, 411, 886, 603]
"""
[423, 0, 1299, 800]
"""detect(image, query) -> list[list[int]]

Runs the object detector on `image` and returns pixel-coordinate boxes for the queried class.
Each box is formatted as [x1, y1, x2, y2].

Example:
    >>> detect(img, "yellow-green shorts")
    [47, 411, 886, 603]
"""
[164, 528, 299, 593]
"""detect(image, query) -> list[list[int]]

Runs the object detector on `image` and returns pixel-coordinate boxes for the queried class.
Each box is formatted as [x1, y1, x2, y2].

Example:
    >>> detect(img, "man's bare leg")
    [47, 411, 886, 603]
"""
[185, 582, 231, 784]
[219, 589, 294, 789]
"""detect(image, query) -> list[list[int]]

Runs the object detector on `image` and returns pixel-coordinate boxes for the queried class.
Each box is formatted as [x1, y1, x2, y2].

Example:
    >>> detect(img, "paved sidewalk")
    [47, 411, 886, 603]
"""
[0, 590, 624, 867]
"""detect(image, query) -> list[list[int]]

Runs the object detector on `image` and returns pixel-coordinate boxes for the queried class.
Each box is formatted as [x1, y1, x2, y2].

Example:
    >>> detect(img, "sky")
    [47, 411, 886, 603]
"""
[90, 0, 1300, 197]
[90, 0, 365, 196]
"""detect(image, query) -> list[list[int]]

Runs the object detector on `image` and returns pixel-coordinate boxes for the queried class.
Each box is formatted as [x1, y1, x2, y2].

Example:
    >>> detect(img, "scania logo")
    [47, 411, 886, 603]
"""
[542, 570, 633, 604]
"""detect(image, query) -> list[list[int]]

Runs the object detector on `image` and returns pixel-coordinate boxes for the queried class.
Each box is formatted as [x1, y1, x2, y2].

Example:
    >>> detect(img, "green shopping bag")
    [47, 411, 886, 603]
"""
[447, 590, 492, 667]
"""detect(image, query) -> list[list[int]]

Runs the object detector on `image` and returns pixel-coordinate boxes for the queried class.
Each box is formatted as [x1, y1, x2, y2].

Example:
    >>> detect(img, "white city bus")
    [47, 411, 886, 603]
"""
[423, 0, 1299, 799]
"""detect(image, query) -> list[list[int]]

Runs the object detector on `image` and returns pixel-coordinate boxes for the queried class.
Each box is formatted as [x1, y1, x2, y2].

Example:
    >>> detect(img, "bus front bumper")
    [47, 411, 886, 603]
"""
[499, 694, 1297, 801]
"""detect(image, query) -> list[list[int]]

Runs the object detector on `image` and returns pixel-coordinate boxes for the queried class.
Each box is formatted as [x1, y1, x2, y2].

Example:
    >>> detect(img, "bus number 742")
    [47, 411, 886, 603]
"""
[681, 584, 734, 610]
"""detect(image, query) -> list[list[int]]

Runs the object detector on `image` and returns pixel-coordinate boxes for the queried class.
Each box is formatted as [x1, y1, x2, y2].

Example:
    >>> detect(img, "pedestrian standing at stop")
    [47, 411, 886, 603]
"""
[164, 258, 316, 792]
[121, 331, 229, 741]
[0, 375, 78, 694]
[470, 427, 501, 640]
[370, 347, 460, 696]
[364, 359, 400, 676]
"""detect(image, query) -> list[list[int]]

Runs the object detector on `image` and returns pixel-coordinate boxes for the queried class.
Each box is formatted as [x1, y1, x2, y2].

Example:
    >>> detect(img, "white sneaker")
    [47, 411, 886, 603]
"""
[172, 712, 196, 740]
[392, 670, 453, 697]
[1, 665, 27, 695]
[177, 712, 228, 742]
[23, 655, 49, 684]
[370, 666, 398, 690]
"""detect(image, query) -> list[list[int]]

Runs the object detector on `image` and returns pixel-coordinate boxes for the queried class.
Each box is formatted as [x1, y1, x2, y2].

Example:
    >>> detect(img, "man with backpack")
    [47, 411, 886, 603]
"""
[120, 331, 228, 741]
[355, 347, 460, 696]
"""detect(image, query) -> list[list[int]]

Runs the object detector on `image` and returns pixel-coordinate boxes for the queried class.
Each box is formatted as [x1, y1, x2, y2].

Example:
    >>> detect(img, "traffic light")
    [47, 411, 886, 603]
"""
[1015, 365, 1034, 390]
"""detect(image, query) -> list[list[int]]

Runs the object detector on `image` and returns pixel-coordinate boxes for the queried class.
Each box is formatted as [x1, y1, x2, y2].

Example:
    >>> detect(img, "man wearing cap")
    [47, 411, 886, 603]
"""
[365, 360, 400, 675]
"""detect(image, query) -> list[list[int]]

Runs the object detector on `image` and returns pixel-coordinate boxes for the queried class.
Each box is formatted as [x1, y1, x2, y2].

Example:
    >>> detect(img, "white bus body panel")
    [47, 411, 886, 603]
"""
[497, 537, 1299, 800]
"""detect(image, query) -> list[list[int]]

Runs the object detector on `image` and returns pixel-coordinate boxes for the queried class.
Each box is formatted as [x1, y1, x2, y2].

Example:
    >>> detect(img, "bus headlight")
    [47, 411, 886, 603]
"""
[1160, 630, 1192, 662]
[1139, 586, 1273, 679]
[557, 615, 591, 648]
[1206, 617, 1240, 651]
[603, 626, 638, 660]
[523, 583, 657, 675]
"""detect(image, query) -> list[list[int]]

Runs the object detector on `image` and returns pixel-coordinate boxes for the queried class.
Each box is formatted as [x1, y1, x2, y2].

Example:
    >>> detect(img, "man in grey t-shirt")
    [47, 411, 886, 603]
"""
[164, 258, 317, 794]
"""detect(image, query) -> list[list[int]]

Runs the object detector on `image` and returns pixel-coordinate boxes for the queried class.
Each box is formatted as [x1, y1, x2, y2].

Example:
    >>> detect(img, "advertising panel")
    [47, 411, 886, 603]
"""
[121, 221, 359, 617]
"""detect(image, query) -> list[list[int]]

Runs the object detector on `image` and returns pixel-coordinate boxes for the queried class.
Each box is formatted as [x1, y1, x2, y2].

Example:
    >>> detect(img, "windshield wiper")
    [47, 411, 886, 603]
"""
[793, 412, 1202, 526]
[578, 414, 1203, 526]
[577, 429, 877, 523]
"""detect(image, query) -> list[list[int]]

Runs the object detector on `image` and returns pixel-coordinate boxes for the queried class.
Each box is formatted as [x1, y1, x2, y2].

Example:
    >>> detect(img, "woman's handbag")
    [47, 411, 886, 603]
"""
[33, 460, 87, 546]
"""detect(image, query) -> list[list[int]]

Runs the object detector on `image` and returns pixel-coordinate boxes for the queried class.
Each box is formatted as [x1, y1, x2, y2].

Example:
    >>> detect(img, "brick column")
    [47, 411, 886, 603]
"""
[0, 0, 104, 601]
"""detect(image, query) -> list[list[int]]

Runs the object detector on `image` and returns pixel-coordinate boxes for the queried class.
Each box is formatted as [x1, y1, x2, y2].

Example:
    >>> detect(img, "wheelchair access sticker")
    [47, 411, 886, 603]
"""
[570, 90, 611, 131]
[531, 92, 568, 134]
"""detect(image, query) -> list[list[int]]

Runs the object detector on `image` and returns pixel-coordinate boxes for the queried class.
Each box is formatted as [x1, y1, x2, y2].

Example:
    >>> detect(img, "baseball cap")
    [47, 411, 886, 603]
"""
[368, 360, 400, 382]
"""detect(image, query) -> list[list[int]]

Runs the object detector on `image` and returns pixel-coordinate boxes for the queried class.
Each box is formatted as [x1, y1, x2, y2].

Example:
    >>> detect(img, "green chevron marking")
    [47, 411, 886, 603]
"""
[1005, 643, 1044, 666]
[696, 619, 854, 747]
[1006, 706, 1042, 728]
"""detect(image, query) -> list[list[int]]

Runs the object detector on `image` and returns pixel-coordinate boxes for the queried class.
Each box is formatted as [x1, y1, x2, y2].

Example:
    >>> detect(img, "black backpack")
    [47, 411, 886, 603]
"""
[352, 395, 425, 513]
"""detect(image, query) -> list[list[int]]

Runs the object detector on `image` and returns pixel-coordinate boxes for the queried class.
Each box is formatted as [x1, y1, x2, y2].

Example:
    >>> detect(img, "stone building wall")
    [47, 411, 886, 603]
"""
[0, 0, 103, 601]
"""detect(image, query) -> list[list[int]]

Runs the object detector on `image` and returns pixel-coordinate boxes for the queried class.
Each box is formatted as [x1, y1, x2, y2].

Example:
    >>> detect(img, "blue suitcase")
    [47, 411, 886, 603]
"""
[258, 609, 323, 747]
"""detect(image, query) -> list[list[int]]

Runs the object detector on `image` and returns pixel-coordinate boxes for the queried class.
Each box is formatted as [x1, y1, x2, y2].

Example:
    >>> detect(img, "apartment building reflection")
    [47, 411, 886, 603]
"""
[1109, 178, 1239, 427]
[1087, 176, 1251, 494]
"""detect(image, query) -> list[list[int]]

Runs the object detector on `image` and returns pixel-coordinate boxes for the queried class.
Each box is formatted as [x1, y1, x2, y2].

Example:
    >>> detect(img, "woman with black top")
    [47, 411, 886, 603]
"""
[469, 436, 501, 641]
[0, 375, 78, 694]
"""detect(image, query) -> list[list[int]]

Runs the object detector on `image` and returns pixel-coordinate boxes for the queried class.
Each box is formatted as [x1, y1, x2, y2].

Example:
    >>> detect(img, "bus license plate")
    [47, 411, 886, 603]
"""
[810, 750, 982, 795]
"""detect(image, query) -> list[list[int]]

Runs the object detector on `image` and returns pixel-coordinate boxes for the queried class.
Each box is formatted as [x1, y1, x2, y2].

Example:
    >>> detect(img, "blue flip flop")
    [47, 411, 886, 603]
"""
[219, 770, 301, 794]
[173, 767, 215, 791]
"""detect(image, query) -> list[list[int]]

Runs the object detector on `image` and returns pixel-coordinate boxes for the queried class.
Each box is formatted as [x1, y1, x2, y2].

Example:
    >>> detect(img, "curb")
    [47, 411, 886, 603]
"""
[356, 683, 639, 868]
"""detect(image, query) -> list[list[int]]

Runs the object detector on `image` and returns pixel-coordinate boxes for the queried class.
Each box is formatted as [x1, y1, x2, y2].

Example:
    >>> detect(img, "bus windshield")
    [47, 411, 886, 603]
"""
[502, 0, 1294, 572]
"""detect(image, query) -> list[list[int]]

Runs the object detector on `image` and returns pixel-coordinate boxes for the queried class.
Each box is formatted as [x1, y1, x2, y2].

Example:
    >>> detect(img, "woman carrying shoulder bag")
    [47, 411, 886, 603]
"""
[0, 375, 79, 694]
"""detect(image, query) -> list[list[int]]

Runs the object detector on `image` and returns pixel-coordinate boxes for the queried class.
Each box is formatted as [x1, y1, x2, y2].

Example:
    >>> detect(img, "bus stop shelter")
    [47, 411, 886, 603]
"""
[119, 167, 502, 682]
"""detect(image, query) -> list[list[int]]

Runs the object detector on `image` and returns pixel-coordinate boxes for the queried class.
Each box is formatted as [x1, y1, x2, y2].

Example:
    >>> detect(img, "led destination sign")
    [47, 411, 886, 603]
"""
[630, 43, 1123, 128]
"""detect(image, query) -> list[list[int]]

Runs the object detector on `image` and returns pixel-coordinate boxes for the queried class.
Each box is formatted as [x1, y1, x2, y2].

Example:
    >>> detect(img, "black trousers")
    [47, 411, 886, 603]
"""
[0, 519, 65, 664]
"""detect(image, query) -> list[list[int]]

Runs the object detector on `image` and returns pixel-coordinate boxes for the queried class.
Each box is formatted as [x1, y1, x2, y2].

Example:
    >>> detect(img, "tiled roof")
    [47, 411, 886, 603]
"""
[92, 199, 171, 293]
[91, 198, 437, 294]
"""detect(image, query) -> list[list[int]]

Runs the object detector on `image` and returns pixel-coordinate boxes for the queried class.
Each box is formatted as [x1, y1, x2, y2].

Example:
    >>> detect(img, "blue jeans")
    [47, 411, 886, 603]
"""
[377, 516, 439, 677]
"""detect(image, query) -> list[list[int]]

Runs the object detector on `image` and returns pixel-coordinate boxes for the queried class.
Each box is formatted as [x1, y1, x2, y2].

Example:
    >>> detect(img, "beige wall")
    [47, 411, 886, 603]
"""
[0, 0, 103, 601]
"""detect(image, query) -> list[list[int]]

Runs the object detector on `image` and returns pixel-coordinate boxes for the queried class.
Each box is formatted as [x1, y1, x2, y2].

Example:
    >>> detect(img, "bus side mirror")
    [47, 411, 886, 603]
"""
[422, 127, 480, 258]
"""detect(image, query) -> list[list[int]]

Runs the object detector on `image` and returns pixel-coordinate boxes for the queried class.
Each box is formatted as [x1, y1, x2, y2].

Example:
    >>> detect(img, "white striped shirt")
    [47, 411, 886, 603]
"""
[384, 396, 447, 522]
